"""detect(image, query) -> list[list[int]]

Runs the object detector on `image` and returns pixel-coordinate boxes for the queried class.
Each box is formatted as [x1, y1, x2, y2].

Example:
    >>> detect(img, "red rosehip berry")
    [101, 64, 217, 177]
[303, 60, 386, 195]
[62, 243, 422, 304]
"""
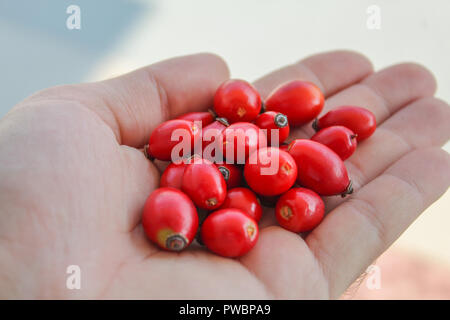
[222, 122, 266, 164]
[310, 125, 357, 161]
[201, 208, 259, 257]
[244, 147, 297, 196]
[159, 155, 200, 188]
[142, 187, 198, 251]
[275, 188, 324, 233]
[265, 80, 324, 127]
[215, 163, 242, 189]
[288, 139, 352, 196]
[182, 158, 227, 210]
[313, 106, 376, 141]
[219, 187, 262, 222]
[148, 119, 199, 161]
[255, 111, 290, 146]
[160, 162, 187, 189]
[201, 118, 229, 160]
[177, 111, 215, 127]
[214, 79, 262, 123]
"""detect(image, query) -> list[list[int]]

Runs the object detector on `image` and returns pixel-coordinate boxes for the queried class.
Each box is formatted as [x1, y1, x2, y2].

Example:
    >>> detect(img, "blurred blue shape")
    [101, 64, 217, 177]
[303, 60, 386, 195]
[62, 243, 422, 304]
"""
[0, 0, 149, 117]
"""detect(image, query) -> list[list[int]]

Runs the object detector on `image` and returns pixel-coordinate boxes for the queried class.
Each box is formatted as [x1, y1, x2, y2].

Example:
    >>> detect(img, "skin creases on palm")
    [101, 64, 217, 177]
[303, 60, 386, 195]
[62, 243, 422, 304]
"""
[0, 51, 448, 299]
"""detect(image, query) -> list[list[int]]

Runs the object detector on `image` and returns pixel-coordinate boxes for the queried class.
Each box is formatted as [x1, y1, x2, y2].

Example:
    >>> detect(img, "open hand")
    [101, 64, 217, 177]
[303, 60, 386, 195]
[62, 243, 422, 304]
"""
[0, 51, 449, 299]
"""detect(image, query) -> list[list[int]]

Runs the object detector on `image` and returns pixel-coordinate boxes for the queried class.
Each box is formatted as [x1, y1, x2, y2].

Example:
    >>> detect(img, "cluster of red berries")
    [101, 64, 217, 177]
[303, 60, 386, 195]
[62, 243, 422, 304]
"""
[142, 79, 376, 258]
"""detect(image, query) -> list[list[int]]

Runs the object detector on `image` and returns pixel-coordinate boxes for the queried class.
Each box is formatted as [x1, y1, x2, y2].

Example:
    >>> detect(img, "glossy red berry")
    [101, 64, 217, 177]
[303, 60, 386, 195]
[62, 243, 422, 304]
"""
[148, 119, 199, 161]
[201, 118, 229, 160]
[177, 111, 215, 127]
[182, 159, 227, 210]
[215, 163, 242, 189]
[214, 79, 262, 123]
[255, 111, 290, 146]
[313, 106, 376, 141]
[160, 162, 187, 189]
[222, 122, 266, 164]
[142, 187, 198, 251]
[311, 126, 357, 161]
[244, 147, 297, 196]
[275, 188, 324, 233]
[288, 139, 352, 196]
[159, 156, 201, 189]
[265, 80, 324, 127]
[219, 187, 262, 222]
[201, 208, 258, 257]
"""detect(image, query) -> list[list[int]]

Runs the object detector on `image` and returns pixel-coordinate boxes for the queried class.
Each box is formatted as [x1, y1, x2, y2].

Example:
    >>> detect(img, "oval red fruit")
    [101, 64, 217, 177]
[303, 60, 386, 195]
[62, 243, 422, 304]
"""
[222, 122, 266, 164]
[148, 119, 199, 161]
[311, 125, 357, 161]
[313, 106, 376, 141]
[219, 187, 262, 222]
[265, 80, 324, 127]
[142, 187, 198, 251]
[182, 159, 227, 210]
[201, 208, 259, 257]
[201, 118, 229, 160]
[288, 139, 352, 196]
[214, 79, 261, 123]
[177, 111, 215, 127]
[255, 111, 290, 146]
[244, 147, 297, 196]
[275, 188, 324, 232]
[160, 162, 187, 189]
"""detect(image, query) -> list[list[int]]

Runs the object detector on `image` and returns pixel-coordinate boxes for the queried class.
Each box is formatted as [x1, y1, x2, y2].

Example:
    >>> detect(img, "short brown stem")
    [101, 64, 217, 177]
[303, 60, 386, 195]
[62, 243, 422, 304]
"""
[208, 108, 217, 119]
[216, 117, 230, 127]
[143, 144, 155, 161]
[260, 101, 266, 114]
[312, 118, 320, 132]
[340, 180, 354, 198]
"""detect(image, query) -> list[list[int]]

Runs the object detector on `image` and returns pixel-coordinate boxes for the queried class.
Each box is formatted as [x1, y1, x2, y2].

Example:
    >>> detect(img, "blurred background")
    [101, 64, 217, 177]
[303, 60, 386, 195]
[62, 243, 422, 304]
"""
[0, 0, 449, 299]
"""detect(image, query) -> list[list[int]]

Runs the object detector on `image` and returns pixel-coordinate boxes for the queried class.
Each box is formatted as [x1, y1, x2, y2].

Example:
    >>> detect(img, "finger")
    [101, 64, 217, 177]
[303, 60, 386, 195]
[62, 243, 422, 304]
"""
[292, 62, 437, 139]
[26, 53, 229, 148]
[258, 63, 440, 228]
[253, 50, 373, 99]
[103, 53, 229, 147]
[325, 96, 450, 211]
[120, 146, 160, 233]
[306, 147, 450, 298]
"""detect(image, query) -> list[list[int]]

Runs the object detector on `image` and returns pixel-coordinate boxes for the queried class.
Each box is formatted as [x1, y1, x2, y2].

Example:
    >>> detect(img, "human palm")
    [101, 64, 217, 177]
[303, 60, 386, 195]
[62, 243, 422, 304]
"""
[0, 51, 449, 299]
